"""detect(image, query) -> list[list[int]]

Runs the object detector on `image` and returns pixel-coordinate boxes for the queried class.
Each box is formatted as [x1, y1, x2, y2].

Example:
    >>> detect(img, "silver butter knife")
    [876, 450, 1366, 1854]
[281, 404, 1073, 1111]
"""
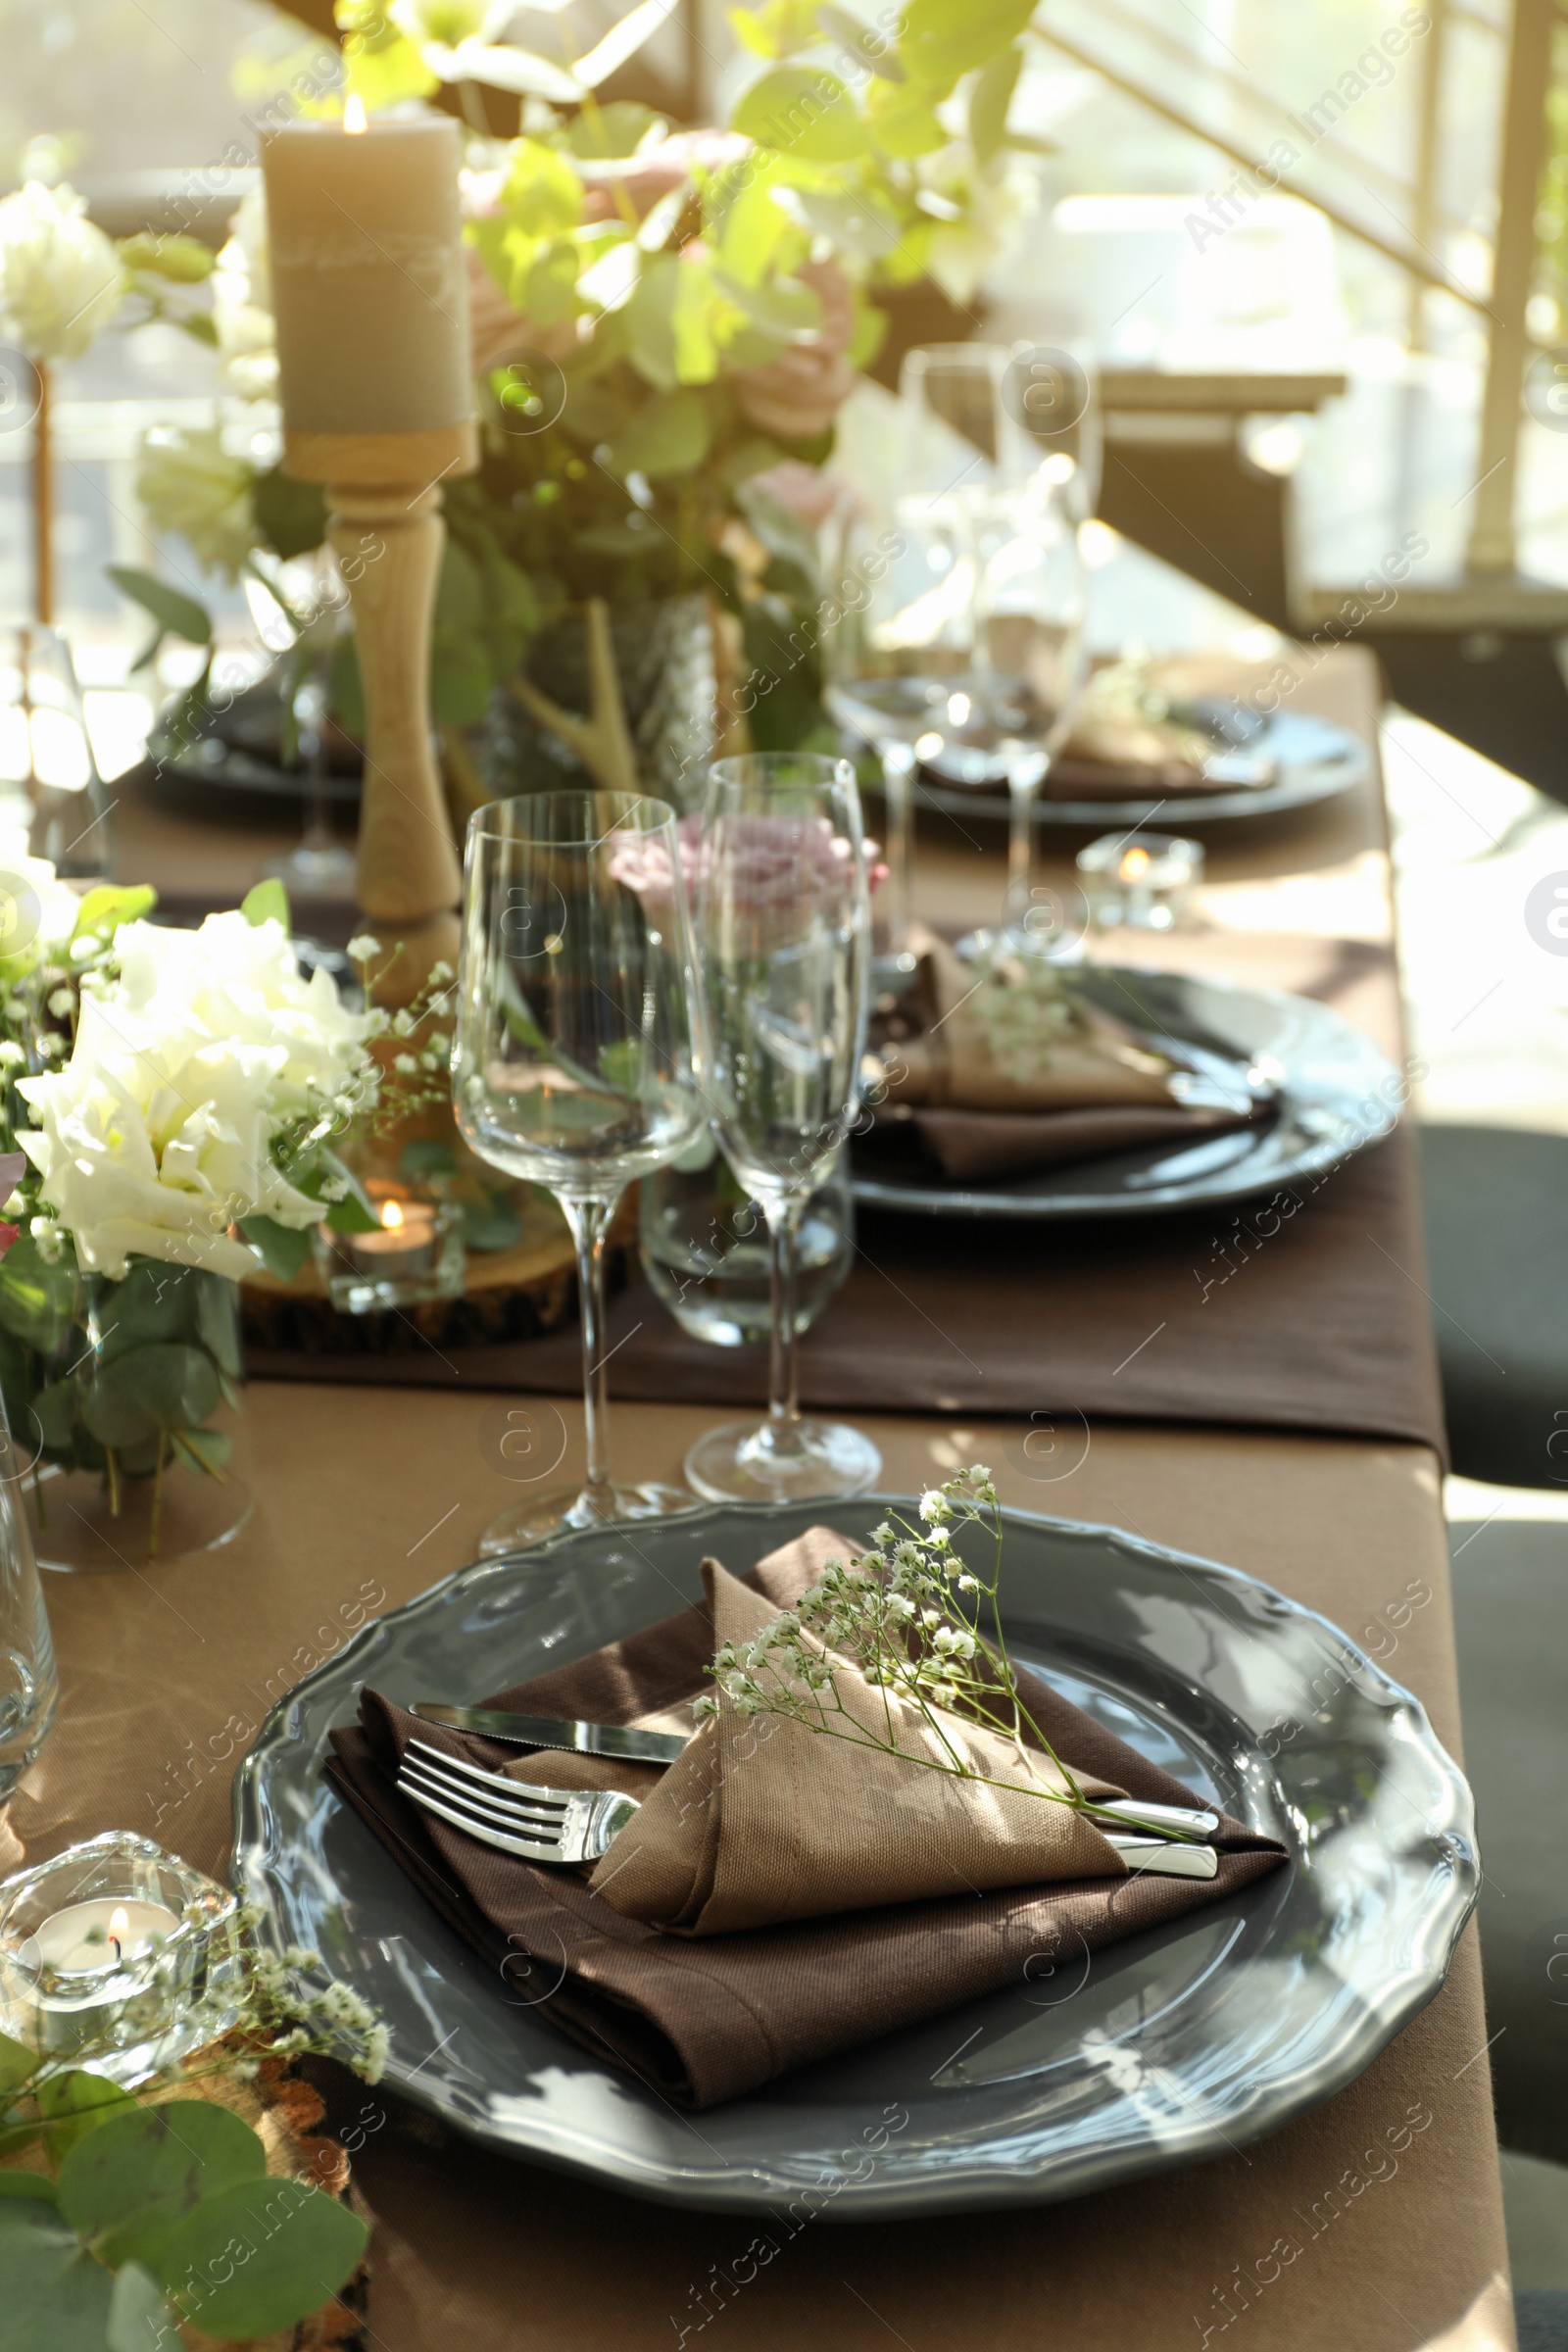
[412, 1703, 689, 1765]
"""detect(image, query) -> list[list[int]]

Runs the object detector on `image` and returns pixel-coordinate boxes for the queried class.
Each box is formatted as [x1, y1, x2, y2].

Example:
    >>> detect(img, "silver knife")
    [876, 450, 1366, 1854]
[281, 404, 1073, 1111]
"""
[412, 1703, 689, 1765]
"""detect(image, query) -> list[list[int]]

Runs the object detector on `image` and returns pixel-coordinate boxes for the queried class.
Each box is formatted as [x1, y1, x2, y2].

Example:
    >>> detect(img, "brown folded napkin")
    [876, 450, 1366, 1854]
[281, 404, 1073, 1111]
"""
[1043, 662, 1274, 800]
[325, 1528, 1289, 2109]
[586, 1558, 1128, 1933]
[868, 931, 1266, 1181]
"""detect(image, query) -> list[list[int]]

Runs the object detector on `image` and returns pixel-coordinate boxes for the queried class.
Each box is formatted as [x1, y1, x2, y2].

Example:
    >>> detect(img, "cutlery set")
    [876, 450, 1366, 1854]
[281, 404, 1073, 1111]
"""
[401, 1712, 1221, 1878]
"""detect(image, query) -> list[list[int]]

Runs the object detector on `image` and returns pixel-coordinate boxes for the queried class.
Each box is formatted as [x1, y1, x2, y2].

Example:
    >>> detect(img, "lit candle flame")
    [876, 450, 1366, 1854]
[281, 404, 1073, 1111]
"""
[381, 1199, 405, 1232]
[1120, 847, 1152, 879]
[344, 93, 368, 134]
[108, 1904, 128, 1963]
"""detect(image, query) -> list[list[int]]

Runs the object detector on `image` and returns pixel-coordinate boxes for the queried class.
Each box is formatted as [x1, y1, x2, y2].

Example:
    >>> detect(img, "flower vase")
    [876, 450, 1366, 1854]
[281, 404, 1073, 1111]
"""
[474, 592, 717, 814]
[0, 1249, 253, 1573]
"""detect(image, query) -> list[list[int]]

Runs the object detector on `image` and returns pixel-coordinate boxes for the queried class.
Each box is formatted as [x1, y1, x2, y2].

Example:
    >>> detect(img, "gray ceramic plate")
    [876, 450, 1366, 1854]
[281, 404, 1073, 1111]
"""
[907, 709, 1368, 829]
[231, 1499, 1476, 2219]
[853, 964, 1398, 1219]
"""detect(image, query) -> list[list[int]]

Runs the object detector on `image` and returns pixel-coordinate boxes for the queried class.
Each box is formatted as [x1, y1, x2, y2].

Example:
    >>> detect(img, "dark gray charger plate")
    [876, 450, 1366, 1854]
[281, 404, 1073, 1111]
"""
[232, 1498, 1476, 2219]
[853, 964, 1397, 1219]
[908, 709, 1369, 829]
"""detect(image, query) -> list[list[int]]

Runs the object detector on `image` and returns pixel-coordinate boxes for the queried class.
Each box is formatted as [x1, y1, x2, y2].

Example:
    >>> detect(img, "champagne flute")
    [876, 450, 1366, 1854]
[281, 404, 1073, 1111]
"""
[454, 791, 707, 1552]
[682, 754, 880, 1504]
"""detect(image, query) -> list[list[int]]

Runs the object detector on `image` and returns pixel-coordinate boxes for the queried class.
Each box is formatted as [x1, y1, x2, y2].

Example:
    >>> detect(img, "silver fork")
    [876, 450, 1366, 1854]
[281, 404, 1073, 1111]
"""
[398, 1738, 639, 1864]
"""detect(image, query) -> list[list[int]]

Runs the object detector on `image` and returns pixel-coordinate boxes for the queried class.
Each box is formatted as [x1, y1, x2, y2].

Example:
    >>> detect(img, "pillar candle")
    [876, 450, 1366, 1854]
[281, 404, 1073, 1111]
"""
[261, 109, 471, 436]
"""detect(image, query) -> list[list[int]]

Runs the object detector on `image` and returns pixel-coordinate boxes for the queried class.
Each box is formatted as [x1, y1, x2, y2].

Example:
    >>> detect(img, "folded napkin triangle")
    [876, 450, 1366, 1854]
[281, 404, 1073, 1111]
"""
[587, 1558, 1127, 1936]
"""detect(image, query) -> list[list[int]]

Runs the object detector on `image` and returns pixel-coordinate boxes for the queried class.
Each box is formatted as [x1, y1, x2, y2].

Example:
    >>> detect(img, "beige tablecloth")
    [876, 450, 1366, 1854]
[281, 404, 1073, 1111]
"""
[5, 1398, 1511, 2351]
[7, 646, 1506, 2346]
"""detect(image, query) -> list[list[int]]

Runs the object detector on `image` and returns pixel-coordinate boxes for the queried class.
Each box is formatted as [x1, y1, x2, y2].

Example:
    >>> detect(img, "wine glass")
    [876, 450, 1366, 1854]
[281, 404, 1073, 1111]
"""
[682, 754, 880, 1504]
[0, 626, 114, 879]
[454, 791, 707, 1552]
[245, 562, 356, 902]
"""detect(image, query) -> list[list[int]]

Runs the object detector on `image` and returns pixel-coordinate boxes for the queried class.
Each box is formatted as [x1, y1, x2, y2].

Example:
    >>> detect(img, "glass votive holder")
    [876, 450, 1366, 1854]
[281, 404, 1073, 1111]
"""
[313, 1176, 466, 1313]
[1076, 832, 1204, 933]
[0, 1831, 243, 2083]
[640, 1134, 854, 1348]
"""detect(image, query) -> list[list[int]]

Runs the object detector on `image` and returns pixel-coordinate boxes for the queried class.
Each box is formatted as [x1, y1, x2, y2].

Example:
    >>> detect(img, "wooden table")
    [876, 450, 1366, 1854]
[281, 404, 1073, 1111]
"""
[10, 649, 1516, 2349]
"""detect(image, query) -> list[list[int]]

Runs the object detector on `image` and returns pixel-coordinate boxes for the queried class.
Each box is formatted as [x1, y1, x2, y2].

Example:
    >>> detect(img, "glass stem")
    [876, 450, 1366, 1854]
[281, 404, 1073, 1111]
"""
[1004, 756, 1047, 931]
[764, 1195, 806, 1449]
[561, 1192, 619, 1515]
[880, 741, 915, 962]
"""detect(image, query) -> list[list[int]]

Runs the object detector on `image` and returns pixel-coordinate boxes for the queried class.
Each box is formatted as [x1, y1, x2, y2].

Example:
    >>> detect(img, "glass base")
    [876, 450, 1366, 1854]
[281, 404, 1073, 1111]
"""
[476, 1480, 693, 1557]
[956, 924, 1087, 967]
[684, 1417, 882, 1504]
[268, 839, 357, 899]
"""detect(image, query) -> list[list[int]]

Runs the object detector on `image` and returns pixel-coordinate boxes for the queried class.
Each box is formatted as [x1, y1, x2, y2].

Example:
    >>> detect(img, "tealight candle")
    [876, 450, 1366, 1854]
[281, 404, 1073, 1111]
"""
[32, 1897, 177, 1973]
[0, 1834, 241, 2082]
[1076, 831, 1204, 933]
[344, 1191, 441, 1279]
[261, 101, 470, 436]
[315, 1180, 466, 1312]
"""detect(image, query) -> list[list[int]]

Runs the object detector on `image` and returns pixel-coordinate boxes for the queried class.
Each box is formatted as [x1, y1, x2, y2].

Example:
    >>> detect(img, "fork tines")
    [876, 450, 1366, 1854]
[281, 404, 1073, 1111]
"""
[401, 1739, 573, 1850]
[397, 1737, 637, 1865]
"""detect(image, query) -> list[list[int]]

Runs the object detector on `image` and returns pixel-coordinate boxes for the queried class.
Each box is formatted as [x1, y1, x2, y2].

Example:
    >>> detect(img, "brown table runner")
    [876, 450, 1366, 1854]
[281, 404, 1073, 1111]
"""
[246, 926, 1445, 1456]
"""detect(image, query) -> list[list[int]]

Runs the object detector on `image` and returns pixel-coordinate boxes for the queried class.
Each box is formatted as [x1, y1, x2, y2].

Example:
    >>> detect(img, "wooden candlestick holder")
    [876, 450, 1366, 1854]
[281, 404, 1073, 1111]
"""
[283, 420, 478, 1003]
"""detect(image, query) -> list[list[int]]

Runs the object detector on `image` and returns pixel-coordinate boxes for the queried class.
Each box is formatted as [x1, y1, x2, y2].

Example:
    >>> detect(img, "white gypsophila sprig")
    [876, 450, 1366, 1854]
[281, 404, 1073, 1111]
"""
[692, 1467, 1136, 1823]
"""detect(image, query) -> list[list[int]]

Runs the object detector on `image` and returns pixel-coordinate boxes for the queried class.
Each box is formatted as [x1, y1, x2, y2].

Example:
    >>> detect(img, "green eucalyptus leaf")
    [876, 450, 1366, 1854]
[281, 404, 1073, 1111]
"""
[161, 2175, 368, 2341]
[607, 387, 711, 478]
[71, 884, 157, 946]
[969, 39, 1022, 163]
[0, 2030, 39, 2098]
[430, 632, 493, 726]
[251, 466, 327, 563]
[399, 1139, 455, 1182]
[816, 3, 906, 77]
[169, 1426, 231, 1479]
[459, 1193, 521, 1252]
[324, 1193, 380, 1236]
[0, 2173, 55, 2201]
[0, 1238, 80, 1354]
[241, 877, 290, 931]
[92, 1262, 204, 1359]
[119, 231, 215, 284]
[193, 1274, 241, 1376]
[237, 1214, 312, 1281]
[0, 2193, 115, 2352]
[896, 0, 1035, 85]
[58, 2099, 266, 2273]
[731, 66, 868, 161]
[106, 567, 212, 647]
[564, 99, 661, 157]
[865, 80, 948, 156]
[35, 2071, 138, 2166]
[81, 1344, 220, 1449]
[106, 2259, 173, 2352]
[30, 1381, 78, 1451]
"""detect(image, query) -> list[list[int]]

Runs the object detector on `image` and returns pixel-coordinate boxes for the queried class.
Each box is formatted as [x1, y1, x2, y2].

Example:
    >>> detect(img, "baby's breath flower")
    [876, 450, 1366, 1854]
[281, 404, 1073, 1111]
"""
[393, 1053, 418, 1075]
[46, 986, 74, 1018]
[956, 1573, 979, 1593]
[919, 1489, 951, 1525]
[347, 933, 381, 962]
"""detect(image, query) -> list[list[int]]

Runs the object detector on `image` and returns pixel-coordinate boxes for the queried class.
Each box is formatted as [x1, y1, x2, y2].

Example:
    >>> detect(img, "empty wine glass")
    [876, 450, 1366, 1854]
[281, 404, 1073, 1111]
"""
[454, 791, 707, 1551]
[683, 753, 880, 1504]
[0, 626, 114, 879]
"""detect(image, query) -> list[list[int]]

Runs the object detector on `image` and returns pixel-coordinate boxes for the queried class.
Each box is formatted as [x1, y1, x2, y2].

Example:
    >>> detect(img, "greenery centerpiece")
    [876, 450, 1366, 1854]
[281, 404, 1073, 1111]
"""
[117, 0, 1046, 802]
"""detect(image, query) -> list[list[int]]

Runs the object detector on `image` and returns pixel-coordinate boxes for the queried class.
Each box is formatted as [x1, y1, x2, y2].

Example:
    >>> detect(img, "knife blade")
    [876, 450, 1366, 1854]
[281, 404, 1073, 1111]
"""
[412, 1703, 690, 1765]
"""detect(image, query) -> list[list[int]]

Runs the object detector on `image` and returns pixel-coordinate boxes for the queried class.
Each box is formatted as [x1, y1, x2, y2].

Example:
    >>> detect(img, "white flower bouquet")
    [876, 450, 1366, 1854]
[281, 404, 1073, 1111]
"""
[0, 873, 397, 1561]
